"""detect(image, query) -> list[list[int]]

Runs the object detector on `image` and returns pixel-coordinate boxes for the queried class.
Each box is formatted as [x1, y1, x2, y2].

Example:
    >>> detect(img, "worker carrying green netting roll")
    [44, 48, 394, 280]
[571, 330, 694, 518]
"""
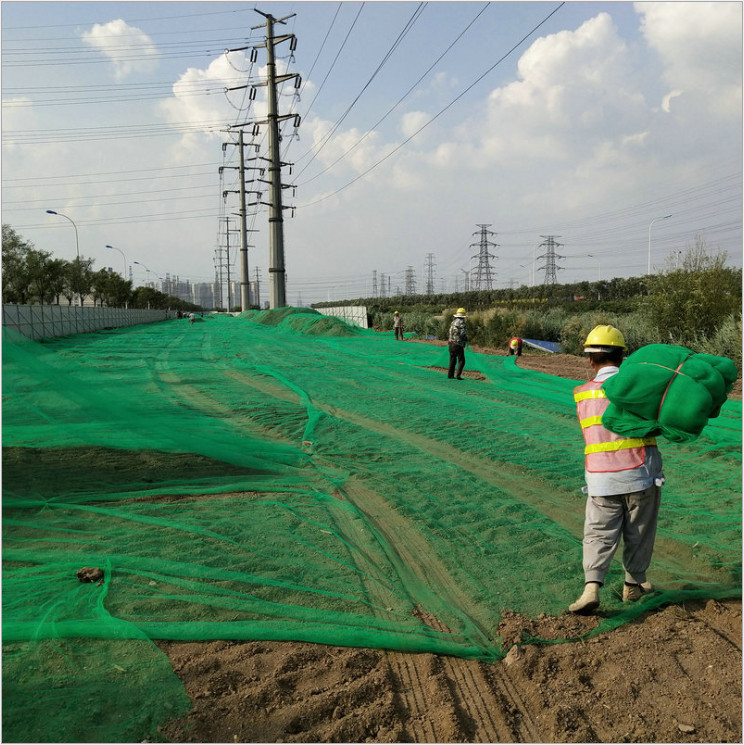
[568, 325, 737, 614]
[569, 325, 664, 614]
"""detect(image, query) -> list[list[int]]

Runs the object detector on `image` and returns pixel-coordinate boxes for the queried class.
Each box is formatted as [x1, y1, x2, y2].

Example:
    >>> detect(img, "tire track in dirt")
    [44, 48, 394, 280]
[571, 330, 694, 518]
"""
[340, 478, 543, 743]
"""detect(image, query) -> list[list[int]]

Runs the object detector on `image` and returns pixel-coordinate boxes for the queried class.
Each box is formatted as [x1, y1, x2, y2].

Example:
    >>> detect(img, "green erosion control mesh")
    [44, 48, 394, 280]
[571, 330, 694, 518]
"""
[3, 308, 741, 741]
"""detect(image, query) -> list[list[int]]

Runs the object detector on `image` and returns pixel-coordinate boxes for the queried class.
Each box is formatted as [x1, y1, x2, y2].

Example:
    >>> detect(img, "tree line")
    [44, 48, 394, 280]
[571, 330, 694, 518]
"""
[2, 224, 201, 312]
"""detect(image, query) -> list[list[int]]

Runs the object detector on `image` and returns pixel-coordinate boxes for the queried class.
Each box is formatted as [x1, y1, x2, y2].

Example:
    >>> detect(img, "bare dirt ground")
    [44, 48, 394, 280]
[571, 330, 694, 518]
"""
[157, 348, 742, 743]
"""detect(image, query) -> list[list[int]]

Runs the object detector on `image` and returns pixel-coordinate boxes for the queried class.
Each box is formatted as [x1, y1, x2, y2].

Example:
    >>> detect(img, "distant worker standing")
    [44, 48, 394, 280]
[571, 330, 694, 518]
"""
[508, 337, 523, 356]
[569, 325, 663, 614]
[393, 311, 404, 341]
[448, 308, 468, 380]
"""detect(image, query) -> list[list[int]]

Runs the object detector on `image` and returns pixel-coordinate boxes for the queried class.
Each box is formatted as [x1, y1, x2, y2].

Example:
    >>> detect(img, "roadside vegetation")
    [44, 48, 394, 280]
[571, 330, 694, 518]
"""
[2, 224, 201, 312]
[317, 238, 742, 372]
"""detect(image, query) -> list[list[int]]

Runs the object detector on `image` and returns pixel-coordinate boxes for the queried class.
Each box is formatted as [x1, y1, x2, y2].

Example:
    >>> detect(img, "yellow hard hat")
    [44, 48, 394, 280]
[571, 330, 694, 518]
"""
[455, 307, 467, 316]
[584, 324, 627, 352]
[394, 310, 399, 314]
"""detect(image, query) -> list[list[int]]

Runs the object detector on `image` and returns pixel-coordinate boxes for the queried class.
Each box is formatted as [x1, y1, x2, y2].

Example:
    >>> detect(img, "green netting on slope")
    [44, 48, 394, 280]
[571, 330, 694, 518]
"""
[2, 311, 741, 742]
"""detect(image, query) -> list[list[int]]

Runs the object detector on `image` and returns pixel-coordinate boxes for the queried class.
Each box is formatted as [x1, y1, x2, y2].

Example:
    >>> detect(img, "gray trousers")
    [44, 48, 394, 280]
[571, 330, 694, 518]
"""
[582, 484, 661, 585]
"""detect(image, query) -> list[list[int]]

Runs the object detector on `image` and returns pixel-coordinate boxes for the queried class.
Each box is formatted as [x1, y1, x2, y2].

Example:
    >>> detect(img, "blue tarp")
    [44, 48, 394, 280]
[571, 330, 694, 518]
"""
[523, 338, 563, 354]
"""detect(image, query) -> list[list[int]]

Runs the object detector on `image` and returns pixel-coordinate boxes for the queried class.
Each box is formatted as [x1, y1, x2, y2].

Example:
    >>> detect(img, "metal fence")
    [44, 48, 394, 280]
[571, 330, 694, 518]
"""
[314, 305, 369, 329]
[2, 304, 171, 340]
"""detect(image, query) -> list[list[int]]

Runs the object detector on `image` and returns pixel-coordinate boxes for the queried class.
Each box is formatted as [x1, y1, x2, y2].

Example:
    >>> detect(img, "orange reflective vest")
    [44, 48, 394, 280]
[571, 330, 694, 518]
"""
[574, 380, 657, 473]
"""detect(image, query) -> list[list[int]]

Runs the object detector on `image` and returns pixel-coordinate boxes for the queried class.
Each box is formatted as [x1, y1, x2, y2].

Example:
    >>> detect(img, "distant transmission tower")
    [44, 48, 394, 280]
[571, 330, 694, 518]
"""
[536, 235, 564, 285]
[405, 266, 417, 295]
[470, 224, 498, 290]
[424, 253, 436, 295]
[372, 270, 378, 297]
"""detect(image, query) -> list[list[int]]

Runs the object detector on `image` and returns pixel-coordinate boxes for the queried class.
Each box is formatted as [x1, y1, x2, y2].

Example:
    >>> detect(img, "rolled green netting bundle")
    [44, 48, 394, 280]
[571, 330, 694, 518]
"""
[602, 344, 738, 443]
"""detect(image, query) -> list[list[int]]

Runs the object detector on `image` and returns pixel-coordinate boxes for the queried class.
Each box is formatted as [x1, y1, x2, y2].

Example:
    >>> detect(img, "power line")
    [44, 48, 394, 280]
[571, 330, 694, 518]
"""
[298, 2, 566, 208]
[295, 2, 427, 176]
[297, 2, 490, 186]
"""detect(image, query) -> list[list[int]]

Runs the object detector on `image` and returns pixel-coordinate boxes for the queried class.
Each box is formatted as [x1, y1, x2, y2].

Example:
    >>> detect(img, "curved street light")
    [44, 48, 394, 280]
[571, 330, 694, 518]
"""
[133, 260, 162, 288]
[105, 245, 128, 277]
[47, 209, 83, 305]
[46, 210, 79, 260]
[647, 214, 672, 275]
[133, 260, 151, 280]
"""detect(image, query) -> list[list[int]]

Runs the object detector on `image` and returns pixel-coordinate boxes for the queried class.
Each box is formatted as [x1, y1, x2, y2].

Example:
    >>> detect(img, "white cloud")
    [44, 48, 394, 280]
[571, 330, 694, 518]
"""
[400, 110, 429, 139]
[635, 1, 742, 117]
[487, 14, 644, 148]
[163, 55, 247, 119]
[661, 89, 683, 113]
[1, 97, 37, 148]
[81, 19, 160, 80]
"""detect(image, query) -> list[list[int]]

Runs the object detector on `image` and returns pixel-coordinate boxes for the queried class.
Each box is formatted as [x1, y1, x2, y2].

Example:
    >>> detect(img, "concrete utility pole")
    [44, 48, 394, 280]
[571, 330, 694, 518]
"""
[253, 266, 261, 309]
[226, 9, 300, 309]
[253, 10, 300, 308]
[536, 235, 564, 285]
[470, 224, 498, 290]
[237, 129, 251, 309]
[225, 217, 237, 311]
[220, 139, 261, 311]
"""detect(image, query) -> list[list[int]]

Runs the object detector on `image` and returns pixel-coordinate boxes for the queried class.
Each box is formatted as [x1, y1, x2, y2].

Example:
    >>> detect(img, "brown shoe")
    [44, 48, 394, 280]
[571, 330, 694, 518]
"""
[569, 583, 600, 614]
[622, 582, 652, 602]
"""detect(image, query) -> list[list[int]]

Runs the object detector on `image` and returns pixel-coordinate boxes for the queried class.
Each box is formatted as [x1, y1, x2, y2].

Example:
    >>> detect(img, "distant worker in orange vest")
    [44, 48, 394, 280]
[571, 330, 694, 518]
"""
[393, 311, 404, 341]
[508, 337, 523, 356]
[569, 325, 663, 615]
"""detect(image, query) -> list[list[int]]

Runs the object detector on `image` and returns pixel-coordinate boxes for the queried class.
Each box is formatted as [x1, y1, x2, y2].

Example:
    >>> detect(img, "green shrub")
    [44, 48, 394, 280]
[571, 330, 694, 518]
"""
[695, 315, 742, 373]
[643, 243, 741, 346]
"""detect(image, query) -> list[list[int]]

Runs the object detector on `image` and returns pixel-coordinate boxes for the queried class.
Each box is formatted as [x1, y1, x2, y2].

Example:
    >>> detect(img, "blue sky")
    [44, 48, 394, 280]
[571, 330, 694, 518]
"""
[2, 1, 742, 305]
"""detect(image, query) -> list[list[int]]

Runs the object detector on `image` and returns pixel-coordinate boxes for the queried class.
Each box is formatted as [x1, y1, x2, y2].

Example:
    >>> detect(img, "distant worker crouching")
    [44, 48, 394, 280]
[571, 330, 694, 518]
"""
[508, 337, 523, 356]
[569, 324, 663, 615]
[393, 311, 404, 341]
[448, 308, 468, 380]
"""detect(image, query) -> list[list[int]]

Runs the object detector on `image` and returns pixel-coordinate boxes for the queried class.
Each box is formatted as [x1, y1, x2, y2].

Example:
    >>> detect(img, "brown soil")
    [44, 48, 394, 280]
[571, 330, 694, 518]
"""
[157, 348, 742, 743]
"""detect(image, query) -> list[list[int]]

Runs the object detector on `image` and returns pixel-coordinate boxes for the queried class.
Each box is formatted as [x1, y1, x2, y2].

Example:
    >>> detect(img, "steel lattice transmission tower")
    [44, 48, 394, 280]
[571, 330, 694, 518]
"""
[424, 253, 436, 295]
[536, 235, 564, 285]
[372, 270, 378, 297]
[404, 266, 417, 295]
[470, 224, 498, 290]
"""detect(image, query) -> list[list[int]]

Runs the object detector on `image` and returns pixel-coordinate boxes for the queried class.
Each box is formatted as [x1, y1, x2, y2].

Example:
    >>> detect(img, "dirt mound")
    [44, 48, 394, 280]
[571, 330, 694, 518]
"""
[158, 598, 741, 743]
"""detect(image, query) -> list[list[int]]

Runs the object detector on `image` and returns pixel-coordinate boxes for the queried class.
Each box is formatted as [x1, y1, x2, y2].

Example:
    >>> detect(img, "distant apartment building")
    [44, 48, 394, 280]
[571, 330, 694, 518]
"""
[223, 280, 261, 310]
[158, 275, 216, 309]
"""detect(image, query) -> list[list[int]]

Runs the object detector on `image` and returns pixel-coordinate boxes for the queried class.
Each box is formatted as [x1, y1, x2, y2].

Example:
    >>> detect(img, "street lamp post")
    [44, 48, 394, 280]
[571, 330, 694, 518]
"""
[132, 260, 156, 287]
[46, 210, 79, 260]
[647, 214, 672, 275]
[46, 209, 82, 305]
[105, 245, 128, 277]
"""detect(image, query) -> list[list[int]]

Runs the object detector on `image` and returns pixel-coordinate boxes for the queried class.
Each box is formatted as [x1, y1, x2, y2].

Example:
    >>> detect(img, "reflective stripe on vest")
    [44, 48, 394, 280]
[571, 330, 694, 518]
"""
[574, 388, 606, 403]
[573, 379, 655, 472]
[585, 437, 657, 455]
